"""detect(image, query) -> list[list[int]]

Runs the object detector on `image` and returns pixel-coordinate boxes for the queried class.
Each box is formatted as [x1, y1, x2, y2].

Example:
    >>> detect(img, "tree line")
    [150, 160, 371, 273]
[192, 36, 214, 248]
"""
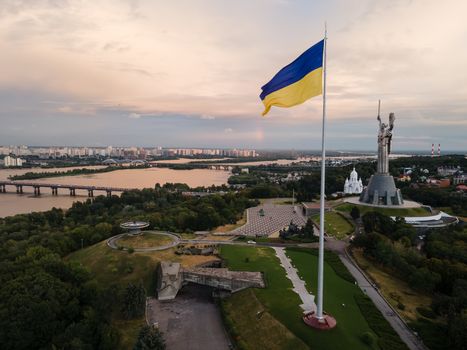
[352, 211, 467, 350]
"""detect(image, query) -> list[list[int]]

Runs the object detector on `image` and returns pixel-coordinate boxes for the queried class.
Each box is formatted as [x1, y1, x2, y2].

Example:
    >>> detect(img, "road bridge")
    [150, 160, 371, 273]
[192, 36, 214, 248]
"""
[0, 180, 137, 197]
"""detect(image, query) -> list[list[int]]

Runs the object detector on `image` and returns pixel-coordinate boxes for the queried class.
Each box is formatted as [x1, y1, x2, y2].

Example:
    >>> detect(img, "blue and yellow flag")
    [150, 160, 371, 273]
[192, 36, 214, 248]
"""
[260, 40, 324, 115]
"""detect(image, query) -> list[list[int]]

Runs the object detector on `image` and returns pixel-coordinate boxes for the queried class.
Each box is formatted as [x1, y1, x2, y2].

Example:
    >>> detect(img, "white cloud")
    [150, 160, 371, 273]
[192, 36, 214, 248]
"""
[224, 128, 234, 133]
[200, 114, 216, 120]
[0, 0, 466, 149]
[128, 112, 141, 119]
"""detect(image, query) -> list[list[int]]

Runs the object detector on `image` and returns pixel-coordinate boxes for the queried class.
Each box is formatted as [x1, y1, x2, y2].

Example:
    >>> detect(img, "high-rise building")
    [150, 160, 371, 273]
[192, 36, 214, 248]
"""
[3, 155, 24, 167]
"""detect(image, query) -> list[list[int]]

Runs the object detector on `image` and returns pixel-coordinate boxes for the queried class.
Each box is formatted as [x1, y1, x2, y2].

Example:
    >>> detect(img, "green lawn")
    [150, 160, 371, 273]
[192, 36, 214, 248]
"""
[118, 232, 174, 249]
[222, 289, 308, 350]
[67, 241, 159, 293]
[335, 203, 432, 217]
[312, 212, 354, 239]
[220, 245, 378, 350]
[286, 248, 379, 349]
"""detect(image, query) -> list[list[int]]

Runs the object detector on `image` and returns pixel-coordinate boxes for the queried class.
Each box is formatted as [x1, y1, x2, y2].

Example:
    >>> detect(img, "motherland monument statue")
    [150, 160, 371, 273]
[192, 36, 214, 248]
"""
[377, 109, 394, 174]
[359, 101, 403, 206]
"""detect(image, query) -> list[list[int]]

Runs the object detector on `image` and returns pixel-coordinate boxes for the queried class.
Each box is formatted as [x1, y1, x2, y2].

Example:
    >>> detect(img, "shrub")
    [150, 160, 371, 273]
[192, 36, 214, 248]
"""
[354, 294, 409, 350]
[125, 263, 134, 274]
[408, 318, 447, 350]
[416, 307, 436, 319]
[397, 302, 405, 310]
[351, 206, 361, 220]
[134, 325, 166, 350]
[128, 247, 135, 254]
[360, 331, 375, 346]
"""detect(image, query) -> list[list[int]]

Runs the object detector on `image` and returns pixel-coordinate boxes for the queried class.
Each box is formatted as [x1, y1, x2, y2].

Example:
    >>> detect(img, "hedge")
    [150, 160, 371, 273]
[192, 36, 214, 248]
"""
[354, 294, 409, 350]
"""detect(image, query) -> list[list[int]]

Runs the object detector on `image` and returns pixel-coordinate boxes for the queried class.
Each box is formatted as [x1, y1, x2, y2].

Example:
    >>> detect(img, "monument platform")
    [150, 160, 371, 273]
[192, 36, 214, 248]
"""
[359, 173, 403, 206]
[344, 196, 422, 209]
[303, 311, 337, 330]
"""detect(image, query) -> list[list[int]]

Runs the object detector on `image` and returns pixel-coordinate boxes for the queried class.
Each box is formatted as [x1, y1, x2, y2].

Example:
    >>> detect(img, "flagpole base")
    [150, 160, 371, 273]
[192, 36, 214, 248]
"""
[303, 311, 337, 330]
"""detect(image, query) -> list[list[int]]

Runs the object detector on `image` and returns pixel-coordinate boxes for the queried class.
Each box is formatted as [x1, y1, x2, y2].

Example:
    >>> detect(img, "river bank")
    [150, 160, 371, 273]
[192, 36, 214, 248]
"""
[0, 166, 231, 218]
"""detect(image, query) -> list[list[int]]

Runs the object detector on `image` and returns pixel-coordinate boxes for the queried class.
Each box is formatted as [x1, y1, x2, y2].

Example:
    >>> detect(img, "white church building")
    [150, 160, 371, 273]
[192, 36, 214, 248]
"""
[344, 167, 363, 194]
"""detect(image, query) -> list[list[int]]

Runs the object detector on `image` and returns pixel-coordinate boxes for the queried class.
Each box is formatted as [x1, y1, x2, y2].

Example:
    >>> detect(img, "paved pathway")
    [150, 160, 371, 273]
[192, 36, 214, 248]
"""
[273, 247, 316, 313]
[147, 284, 231, 350]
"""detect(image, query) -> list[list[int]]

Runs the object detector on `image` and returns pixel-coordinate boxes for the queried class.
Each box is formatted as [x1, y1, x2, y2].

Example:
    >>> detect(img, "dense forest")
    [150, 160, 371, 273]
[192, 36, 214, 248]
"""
[352, 212, 467, 350]
[0, 185, 255, 349]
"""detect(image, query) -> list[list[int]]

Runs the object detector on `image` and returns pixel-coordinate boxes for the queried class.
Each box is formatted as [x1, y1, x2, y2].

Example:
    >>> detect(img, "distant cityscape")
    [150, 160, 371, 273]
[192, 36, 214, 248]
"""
[0, 145, 258, 162]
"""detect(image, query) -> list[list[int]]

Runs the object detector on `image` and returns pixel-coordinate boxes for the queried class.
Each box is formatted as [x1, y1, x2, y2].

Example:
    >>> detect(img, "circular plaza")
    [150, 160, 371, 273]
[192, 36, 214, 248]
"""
[107, 231, 180, 252]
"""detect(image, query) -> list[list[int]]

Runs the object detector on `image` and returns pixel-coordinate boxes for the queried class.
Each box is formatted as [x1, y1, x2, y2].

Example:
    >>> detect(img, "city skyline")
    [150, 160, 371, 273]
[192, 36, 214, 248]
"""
[0, 0, 466, 151]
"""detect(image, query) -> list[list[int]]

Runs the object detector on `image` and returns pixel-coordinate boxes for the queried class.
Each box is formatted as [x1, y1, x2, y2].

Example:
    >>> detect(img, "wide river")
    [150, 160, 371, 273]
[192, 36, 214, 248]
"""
[0, 165, 230, 217]
[0, 157, 309, 217]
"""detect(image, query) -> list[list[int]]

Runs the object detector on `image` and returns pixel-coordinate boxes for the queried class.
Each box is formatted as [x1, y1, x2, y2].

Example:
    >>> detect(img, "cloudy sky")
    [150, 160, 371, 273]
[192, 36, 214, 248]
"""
[0, 0, 466, 151]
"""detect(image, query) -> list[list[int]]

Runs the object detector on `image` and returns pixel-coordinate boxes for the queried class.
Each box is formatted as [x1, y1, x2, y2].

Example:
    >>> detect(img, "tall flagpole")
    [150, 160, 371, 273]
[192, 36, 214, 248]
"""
[316, 23, 328, 321]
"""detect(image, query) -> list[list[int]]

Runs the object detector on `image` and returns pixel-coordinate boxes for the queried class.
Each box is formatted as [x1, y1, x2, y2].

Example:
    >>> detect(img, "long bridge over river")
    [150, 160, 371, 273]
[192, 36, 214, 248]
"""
[0, 181, 137, 197]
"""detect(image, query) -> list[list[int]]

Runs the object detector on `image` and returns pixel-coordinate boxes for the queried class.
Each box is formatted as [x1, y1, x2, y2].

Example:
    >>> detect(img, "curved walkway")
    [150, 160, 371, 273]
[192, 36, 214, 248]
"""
[107, 231, 180, 252]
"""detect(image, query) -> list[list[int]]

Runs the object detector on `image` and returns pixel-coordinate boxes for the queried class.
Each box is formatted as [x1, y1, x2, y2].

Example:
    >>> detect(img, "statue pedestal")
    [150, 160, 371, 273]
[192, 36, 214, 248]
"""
[303, 311, 337, 330]
[359, 173, 403, 206]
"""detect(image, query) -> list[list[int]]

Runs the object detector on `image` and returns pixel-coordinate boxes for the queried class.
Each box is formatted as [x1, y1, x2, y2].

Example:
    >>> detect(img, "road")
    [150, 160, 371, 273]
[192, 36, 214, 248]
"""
[324, 237, 427, 350]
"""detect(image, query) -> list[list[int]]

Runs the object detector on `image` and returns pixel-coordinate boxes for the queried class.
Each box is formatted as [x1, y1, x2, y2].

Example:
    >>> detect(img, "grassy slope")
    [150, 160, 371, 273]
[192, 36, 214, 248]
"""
[113, 318, 146, 350]
[351, 249, 447, 350]
[67, 242, 216, 290]
[335, 203, 432, 217]
[68, 241, 170, 292]
[312, 212, 354, 239]
[286, 249, 378, 350]
[213, 210, 247, 233]
[222, 289, 308, 350]
[118, 232, 174, 249]
[220, 245, 377, 350]
[67, 241, 217, 350]
[352, 249, 433, 322]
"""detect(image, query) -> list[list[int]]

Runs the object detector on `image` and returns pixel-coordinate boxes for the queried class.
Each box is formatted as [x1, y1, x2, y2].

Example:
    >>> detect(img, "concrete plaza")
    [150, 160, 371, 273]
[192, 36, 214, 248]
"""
[230, 203, 308, 237]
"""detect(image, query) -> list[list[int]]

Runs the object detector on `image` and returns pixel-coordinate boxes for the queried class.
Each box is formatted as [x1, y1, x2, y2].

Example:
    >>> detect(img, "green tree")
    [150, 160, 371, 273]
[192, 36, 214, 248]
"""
[122, 281, 146, 319]
[133, 325, 166, 350]
[350, 206, 360, 220]
[301, 218, 315, 238]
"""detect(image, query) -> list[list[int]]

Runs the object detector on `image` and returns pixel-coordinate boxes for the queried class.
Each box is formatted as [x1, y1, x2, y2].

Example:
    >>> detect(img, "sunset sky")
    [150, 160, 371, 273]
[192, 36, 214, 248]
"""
[0, 0, 466, 151]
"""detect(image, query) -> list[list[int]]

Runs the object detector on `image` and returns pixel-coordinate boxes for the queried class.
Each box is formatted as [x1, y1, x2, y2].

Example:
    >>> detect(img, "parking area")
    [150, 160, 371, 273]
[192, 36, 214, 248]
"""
[147, 284, 231, 350]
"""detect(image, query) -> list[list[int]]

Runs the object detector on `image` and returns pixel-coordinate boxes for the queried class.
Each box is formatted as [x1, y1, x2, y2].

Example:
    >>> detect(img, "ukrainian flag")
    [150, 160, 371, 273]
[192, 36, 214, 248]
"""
[260, 40, 324, 116]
